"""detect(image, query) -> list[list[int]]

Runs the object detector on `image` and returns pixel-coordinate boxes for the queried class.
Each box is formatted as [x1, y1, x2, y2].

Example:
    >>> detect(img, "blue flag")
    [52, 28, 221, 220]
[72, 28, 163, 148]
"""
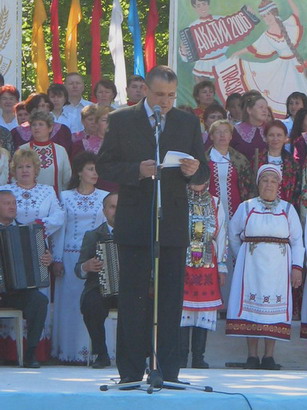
[128, 0, 145, 77]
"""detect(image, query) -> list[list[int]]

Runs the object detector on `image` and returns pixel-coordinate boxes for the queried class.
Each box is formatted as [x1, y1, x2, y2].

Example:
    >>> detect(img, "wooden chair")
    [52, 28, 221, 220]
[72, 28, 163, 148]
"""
[0, 308, 24, 366]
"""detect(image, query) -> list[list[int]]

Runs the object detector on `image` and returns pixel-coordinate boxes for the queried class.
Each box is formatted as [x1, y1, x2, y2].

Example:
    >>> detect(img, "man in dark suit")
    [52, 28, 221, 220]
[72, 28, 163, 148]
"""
[0, 190, 51, 368]
[75, 192, 118, 369]
[97, 66, 209, 385]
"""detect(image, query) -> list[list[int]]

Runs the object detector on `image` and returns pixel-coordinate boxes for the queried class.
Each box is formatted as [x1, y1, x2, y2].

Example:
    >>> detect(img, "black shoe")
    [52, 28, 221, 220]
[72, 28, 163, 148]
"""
[118, 377, 142, 390]
[244, 356, 260, 369]
[163, 379, 190, 390]
[92, 355, 111, 369]
[23, 360, 40, 369]
[260, 356, 281, 370]
[191, 358, 209, 369]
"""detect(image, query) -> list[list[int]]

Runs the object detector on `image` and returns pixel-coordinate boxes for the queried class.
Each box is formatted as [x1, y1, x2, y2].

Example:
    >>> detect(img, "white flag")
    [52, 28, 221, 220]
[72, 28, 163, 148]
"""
[108, 0, 127, 106]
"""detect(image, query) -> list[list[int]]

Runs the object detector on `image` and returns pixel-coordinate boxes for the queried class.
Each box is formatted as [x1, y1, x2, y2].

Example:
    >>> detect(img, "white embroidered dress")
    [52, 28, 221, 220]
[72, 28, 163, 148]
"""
[51, 188, 108, 362]
[227, 197, 304, 340]
[239, 15, 307, 116]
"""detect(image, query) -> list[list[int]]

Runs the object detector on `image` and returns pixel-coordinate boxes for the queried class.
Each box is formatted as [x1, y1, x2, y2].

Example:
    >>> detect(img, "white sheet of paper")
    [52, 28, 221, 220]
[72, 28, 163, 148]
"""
[162, 151, 195, 168]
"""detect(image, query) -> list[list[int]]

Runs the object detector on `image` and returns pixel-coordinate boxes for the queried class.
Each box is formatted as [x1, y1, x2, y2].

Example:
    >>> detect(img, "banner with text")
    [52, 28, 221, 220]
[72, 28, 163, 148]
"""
[169, 0, 307, 118]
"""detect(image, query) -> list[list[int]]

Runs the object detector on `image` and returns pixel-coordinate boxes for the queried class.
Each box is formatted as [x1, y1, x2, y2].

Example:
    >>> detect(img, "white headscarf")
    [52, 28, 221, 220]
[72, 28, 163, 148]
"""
[256, 164, 282, 185]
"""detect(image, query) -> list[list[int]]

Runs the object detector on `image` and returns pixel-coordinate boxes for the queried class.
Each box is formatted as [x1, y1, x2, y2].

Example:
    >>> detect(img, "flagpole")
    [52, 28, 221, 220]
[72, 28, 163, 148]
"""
[168, 0, 178, 74]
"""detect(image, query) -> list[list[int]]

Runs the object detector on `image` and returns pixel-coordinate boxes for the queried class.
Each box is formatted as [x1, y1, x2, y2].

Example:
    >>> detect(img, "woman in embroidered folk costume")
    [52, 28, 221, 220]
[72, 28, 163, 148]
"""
[12, 93, 73, 155]
[226, 164, 304, 370]
[51, 152, 108, 363]
[230, 94, 268, 161]
[206, 120, 256, 222]
[252, 120, 302, 319]
[252, 120, 301, 207]
[19, 111, 71, 196]
[0, 149, 64, 363]
[180, 183, 227, 368]
[205, 120, 256, 308]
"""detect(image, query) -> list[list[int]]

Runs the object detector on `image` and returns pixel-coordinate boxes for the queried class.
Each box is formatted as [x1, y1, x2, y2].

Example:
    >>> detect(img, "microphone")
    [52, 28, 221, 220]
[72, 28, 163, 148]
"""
[153, 105, 162, 128]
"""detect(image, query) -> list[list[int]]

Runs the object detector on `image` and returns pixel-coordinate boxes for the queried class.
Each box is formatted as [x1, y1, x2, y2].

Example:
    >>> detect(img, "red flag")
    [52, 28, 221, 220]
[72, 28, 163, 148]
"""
[144, 0, 159, 72]
[91, 0, 103, 101]
[50, 0, 63, 83]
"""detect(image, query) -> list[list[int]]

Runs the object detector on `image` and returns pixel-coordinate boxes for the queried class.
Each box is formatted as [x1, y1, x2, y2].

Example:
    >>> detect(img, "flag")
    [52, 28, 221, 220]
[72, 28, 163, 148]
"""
[128, 0, 145, 77]
[108, 0, 127, 105]
[31, 0, 49, 92]
[65, 0, 82, 73]
[91, 0, 103, 101]
[50, 0, 63, 83]
[144, 0, 159, 72]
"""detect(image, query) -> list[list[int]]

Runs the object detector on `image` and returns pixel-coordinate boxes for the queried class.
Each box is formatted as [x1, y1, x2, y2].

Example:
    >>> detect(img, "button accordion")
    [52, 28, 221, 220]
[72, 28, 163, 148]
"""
[0, 224, 50, 293]
[96, 240, 119, 297]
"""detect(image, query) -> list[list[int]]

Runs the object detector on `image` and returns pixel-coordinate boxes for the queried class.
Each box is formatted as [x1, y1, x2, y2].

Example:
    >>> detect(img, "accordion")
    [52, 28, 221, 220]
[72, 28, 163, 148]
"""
[0, 224, 50, 293]
[96, 240, 119, 297]
[180, 5, 260, 62]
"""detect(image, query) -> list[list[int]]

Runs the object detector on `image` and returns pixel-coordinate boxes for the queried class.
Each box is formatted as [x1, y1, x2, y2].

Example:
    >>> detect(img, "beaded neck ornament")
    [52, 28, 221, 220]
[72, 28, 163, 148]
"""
[186, 188, 217, 268]
[257, 196, 280, 211]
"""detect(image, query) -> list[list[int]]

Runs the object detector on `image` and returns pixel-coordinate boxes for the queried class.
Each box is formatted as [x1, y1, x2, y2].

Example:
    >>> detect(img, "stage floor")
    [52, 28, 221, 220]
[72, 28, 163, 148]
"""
[1, 320, 307, 409]
[1, 366, 307, 410]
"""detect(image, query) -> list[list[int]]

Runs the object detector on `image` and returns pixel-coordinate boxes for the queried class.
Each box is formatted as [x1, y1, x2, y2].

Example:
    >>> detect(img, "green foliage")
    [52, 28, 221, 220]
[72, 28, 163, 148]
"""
[22, 0, 169, 99]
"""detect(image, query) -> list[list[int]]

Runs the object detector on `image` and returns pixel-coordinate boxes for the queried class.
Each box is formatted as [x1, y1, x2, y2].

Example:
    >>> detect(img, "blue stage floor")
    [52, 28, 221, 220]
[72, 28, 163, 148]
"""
[1, 366, 307, 410]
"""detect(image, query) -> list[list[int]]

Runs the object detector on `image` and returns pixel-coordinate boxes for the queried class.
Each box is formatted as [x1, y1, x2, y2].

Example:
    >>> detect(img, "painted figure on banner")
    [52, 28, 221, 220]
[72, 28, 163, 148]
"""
[173, 0, 307, 118]
[179, 0, 260, 82]
[215, 0, 307, 117]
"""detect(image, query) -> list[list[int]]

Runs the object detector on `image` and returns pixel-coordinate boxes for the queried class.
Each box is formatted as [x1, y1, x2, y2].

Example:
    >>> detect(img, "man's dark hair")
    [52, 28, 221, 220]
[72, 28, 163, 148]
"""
[146, 65, 177, 86]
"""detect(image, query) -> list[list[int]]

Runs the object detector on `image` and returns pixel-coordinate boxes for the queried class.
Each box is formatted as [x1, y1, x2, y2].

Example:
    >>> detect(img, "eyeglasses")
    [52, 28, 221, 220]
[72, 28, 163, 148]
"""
[148, 87, 177, 100]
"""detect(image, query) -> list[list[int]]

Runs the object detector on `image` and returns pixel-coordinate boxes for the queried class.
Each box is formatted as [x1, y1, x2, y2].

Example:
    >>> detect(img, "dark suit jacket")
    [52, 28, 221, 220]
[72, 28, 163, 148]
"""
[75, 222, 112, 305]
[97, 100, 209, 247]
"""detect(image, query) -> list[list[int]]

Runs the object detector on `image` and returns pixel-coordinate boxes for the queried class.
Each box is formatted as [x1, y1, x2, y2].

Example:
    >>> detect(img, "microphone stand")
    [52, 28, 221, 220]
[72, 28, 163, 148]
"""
[146, 116, 163, 392]
[100, 113, 209, 394]
[146, 120, 207, 393]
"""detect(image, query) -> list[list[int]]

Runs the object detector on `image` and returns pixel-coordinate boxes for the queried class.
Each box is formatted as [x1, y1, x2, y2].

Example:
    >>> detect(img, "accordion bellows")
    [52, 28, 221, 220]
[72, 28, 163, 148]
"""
[0, 224, 49, 293]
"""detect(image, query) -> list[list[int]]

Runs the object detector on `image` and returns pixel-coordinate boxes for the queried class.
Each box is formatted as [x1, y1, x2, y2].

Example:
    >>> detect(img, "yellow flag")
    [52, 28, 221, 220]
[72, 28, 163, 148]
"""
[31, 0, 49, 93]
[65, 0, 82, 73]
